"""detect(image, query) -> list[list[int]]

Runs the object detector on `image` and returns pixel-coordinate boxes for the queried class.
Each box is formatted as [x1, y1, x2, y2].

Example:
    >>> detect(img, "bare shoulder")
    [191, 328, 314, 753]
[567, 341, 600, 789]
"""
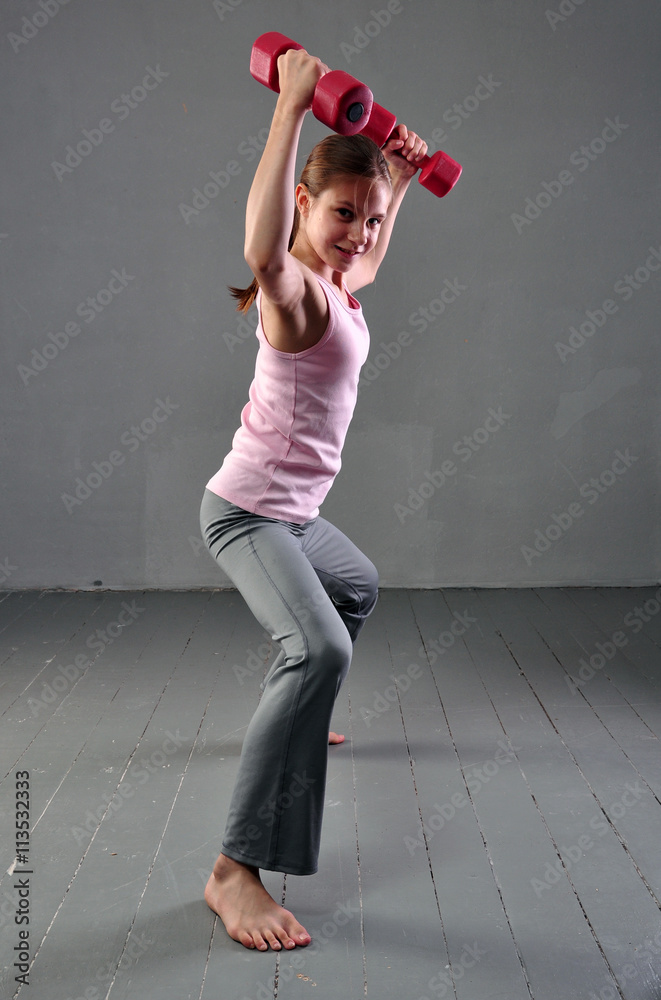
[260, 260, 329, 354]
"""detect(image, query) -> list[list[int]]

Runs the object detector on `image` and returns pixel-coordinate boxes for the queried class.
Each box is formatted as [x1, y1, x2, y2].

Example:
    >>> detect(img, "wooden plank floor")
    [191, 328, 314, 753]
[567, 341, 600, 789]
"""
[1, 587, 660, 1000]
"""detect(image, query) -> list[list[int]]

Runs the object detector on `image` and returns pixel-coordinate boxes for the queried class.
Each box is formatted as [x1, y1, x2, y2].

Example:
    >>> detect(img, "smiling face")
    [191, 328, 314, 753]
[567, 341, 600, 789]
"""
[293, 174, 391, 279]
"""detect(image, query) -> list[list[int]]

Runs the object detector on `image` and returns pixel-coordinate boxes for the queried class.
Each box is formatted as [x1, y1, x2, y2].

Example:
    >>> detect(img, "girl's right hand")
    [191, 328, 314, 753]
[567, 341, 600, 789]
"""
[276, 47, 329, 115]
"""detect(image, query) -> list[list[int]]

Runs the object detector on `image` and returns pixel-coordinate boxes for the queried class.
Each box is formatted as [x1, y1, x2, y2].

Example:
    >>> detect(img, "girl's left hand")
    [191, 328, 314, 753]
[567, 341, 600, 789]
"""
[382, 124, 428, 182]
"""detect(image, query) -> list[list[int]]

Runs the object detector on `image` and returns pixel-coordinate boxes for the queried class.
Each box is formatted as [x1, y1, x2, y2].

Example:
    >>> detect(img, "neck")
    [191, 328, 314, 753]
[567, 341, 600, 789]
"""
[290, 239, 345, 294]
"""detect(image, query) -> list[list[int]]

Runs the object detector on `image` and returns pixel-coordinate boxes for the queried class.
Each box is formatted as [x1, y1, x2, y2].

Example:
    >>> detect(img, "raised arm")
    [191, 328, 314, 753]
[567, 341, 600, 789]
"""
[244, 48, 327, 313]
[346, 125, 428, 292]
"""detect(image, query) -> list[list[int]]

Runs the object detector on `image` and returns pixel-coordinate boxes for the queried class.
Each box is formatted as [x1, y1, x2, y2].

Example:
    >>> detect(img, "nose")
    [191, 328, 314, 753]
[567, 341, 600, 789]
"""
[348, 219, 368, 246]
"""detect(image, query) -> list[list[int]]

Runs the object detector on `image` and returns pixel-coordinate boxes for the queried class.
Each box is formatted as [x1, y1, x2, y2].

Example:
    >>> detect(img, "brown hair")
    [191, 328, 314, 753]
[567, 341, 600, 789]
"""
[229, 134, 392, 313]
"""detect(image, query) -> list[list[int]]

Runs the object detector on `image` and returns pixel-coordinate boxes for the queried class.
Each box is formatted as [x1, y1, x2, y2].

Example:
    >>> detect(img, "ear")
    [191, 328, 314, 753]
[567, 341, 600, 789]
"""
[295, 183, 312, 216]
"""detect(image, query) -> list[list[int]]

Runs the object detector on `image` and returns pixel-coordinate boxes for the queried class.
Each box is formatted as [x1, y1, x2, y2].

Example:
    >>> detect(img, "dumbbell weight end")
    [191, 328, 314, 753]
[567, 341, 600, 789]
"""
[419, 151, 462, 198]
[251, 33, 373, 135]
[359, 102, 462, 198]
[312, 71, 373, 135]
[250, 31, 303, 92]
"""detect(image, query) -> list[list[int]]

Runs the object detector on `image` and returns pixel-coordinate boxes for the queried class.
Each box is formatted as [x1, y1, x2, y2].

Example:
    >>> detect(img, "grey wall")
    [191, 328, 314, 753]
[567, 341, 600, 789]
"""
[2, 0, 660, 590]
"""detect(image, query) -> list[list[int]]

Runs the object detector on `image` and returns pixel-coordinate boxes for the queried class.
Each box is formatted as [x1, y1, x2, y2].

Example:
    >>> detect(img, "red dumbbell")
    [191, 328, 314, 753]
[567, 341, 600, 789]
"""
[360, 102, 462, 198]
[250, 32, 373, 136]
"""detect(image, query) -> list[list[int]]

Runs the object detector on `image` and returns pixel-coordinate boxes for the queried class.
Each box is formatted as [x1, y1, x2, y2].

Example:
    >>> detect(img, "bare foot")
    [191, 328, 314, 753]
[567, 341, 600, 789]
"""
[205, 853, 311, 951]
[329, 731, 345, 744]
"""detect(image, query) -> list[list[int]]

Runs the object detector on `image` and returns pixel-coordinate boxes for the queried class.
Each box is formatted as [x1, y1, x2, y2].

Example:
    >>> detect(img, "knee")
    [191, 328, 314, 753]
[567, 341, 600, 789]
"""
[310, 631, 353, 681]
[327, 559, 379, 617]
[362, 560, 379, 615]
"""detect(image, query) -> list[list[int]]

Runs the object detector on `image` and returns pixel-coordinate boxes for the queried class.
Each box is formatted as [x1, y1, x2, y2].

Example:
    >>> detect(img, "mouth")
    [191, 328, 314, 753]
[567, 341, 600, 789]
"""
[334, 245, 361, 261]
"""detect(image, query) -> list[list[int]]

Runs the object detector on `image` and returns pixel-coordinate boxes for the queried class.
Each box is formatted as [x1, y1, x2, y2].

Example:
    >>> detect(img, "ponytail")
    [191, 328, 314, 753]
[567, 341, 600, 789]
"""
[228, 276, 260, 313]
[228, 134, 391, 315]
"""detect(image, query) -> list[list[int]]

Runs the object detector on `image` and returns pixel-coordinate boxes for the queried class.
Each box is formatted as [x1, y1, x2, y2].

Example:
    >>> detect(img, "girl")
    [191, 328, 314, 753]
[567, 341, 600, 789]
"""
[200, 45, 427, 952]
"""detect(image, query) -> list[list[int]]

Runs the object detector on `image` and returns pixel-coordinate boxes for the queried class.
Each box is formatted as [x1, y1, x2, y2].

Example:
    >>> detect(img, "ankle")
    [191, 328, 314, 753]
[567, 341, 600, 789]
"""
[212, 853, 256, 881]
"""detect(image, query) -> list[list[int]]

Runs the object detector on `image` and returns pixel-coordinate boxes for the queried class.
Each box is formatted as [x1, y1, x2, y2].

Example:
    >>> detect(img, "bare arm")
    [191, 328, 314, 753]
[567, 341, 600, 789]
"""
[346, 125, 428, 292]
[244, 48, 327, 315]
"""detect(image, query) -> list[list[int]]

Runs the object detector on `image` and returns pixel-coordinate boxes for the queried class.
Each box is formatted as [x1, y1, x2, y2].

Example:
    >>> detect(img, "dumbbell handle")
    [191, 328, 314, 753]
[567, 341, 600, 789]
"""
[250, 32, 372, 135]
[361, 102, 462, 198]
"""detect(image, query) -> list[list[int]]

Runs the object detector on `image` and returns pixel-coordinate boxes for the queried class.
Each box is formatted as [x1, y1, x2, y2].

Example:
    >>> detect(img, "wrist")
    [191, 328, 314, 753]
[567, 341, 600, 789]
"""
[273, 92, 310, 123]
[390, 171, 413, 200]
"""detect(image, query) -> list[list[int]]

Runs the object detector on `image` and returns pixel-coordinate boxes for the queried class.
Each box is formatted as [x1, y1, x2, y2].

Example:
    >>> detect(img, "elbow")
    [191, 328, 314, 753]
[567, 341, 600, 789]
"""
[244, 248, 286, 282]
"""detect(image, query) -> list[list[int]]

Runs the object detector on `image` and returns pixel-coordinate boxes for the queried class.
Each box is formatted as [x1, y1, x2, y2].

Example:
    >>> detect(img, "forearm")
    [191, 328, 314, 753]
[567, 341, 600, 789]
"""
[366, 173, 412, 276]
[244, 99, 306, 273]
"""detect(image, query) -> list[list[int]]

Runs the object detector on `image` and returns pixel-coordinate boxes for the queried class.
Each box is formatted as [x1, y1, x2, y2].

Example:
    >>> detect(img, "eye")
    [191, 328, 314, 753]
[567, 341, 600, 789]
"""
[337, 208, 353, 219]
[368, 218, 382, 228]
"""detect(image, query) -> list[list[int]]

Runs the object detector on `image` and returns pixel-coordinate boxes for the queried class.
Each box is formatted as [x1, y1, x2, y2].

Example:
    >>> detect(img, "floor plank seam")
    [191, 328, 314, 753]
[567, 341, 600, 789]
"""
[18, 596, 230, 1000]
[442, 692, 534, 998]
[514, 620, 661, 912]
[4, 589, 661, 999]
[409, 592, 535, 998]
[527, 594, 660, 732]
[197, 919, 218, 1000]
[347, 692, 368, 997]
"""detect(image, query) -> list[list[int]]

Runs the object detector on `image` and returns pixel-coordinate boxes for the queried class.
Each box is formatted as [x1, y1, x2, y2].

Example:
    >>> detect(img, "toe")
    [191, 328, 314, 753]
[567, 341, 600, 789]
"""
[278, 928, 297, 949]
[238, 930, 256, 950]
[263, 930, 282, 951]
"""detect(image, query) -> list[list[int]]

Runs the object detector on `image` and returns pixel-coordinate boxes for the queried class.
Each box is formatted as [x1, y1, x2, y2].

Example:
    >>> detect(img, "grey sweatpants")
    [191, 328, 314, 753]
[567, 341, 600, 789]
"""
[199, 489, 378, 875]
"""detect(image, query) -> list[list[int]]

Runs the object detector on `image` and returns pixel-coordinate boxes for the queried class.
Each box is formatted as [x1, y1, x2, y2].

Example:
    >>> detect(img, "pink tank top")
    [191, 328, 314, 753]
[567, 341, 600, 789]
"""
[206, 274, 370, 523]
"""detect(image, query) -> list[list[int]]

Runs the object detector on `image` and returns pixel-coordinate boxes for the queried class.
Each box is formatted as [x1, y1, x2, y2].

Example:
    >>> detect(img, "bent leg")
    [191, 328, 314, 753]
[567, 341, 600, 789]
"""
[200, 491, 353, 876]
[301, 515, 379, 642]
